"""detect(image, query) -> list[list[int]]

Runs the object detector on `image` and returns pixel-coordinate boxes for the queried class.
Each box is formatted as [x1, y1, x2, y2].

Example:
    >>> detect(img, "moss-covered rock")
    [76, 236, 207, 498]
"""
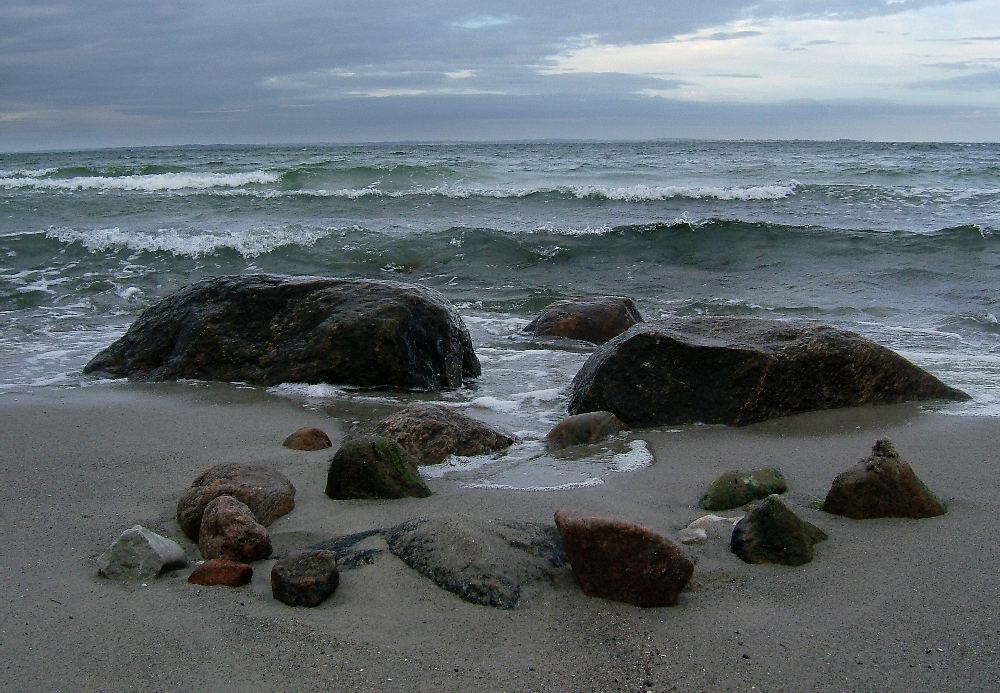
[325, 437, 431, 500]
[699, 467, 787, 511]
[730, 495, 827, 566]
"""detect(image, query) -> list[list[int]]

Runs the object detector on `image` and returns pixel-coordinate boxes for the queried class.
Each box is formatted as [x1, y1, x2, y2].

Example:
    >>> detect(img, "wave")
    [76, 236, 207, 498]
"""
[1, 170, 280, 191]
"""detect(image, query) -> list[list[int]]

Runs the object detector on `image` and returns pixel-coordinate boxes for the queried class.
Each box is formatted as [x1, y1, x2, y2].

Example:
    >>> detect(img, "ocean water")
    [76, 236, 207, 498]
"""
[2, 140, 998, 488]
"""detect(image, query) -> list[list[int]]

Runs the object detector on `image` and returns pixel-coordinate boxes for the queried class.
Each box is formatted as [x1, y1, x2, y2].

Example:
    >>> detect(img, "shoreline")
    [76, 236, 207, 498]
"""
[2, 382, 998, 691]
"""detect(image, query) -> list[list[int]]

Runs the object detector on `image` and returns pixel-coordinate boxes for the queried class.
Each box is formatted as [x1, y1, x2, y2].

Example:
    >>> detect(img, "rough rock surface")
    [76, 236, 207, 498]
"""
[177, 464, 295, 541]
[730, 495, 827, 566]
[524, 296, 644, 344]
[187, 559, 253, 587]
[553, 509, 693, 607]
[823, 439, 946, 519]
[383, 515, 568, 609]
[83, 274, 481, 390]
[271, 550, 340, 607]
[282, 427, 332, 451]
[198, 496, 272, 562]
[325, 437, 431, 499]
[568, 317, 968, 426]
[678, 514, 742, 545]
[357, 404, 517, 465]
[97, 525, 186, 581]
[699, 467, 787, 511]
[545, 411, 629, 450]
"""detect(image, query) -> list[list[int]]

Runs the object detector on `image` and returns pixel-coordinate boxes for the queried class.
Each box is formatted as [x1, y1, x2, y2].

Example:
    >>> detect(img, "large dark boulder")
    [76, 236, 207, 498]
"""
[524, 296, 643, 344]
[83, 274, 480, 390]
[568, 317, 968, 426]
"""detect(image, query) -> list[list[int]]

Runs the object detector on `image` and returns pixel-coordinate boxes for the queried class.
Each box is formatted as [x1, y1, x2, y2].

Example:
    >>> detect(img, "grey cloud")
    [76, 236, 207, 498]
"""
[908, 69, 1000, 90]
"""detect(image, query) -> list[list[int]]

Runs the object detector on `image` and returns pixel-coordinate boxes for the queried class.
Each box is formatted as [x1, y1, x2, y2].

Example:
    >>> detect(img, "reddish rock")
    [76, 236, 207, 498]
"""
[176, 463, 295, 540]
[554, 509, 693, 607]
[188, 559, 253, 587]
[545, 411, 629, 450]
[525, 296, 644, 344]
[271, 550, 340, 607]
[282, 427, 332, 451]
[198, 496, 272, 562]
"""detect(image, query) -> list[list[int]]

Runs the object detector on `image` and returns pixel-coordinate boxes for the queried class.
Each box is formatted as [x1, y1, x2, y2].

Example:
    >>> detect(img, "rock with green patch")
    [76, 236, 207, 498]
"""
[325, 437, 431, 500]
[699, 467, 787, 511]
[730, 495, 827, 566]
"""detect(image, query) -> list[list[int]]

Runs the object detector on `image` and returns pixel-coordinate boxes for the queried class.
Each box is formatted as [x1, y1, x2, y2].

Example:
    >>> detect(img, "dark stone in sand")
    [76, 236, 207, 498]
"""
[823, 439, 946, 519]
[700, 467, 787, 511]
[83, 274, 480, 390]
[545, 411, 629, 450]
[568, 317, 968, 427]
[524, 296, 644, 344]
[553, 509, 693, 607]
[282, 427, 332, 451]
[176, 464, 295, 541]
[356, 403, 517, 465]
[325, 437, 431, 500]
[271, 550, 340, 607]
[730, 495, 827, 566]
[383, 515, 568, 609]
[188, 559, 253, 587]
[198, 496, 272, 562]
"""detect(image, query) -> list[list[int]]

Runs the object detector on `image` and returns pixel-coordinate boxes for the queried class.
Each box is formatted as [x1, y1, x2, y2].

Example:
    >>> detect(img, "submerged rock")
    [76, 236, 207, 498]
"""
[524, 296, 644, 344]
[198, 496, 272, 562]
[271, 550, 340, 607]
[823, 439, 946, 519]
[730, 495, 827, 566]
[282, 427, 332, 451]
[325, 437, 431, 500]
[97, 525, 186, 581]
[544, 411, 629, 450]
[83, 274, 480, 390]
[176, 464, 295, 541]
[568, 317, 968, 426]
[699, 467, 787, 511]
[187, 559, 253, 587]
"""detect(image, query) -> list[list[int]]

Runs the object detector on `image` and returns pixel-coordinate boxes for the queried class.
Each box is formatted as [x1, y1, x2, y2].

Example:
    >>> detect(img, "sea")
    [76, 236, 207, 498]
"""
[2, 140, 998, 488]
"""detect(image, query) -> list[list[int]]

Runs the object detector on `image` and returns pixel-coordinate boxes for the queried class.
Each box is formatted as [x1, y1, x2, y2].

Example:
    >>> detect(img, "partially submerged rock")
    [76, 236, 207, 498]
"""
[198, 496, 272, 562]
[545, 411, 629, 450]
[525, 296, 644, 344]
[177, 464, 295, 541]
[188, 559, 253, 587]
[83, 274, 481, 390]
[97, 525, 186, 581]
[325, 437, 431, 500]
[699, 467, 787, 511]
[554, 509, 693, 607]
[282, 427, 332, 451]
[730, 495, 827, 566]
[358, 403, 517, 465]
[823, 439, 946, 519]
[271, 550, 340, 607]
[568, 317, 968, 426]
[678, 514, 742, 545]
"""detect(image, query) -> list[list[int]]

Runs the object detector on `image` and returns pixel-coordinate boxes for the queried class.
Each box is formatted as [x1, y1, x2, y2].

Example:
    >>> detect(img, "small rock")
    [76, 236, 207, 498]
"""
[271, 550, 339, 607]
[554, 509, 693, 607]
[545, 411, 629, 450]
[678, 514, 742, 545]
[699, 467, 787, 511]
[97, 525, 186, 581]
[198, 496, 272, 562]
[823, 439, 946, 519]
[187, 559, 253, 587]
[176, 463, 295, 540]
[730, 495, 827, 566]
[282, 427, 332, 451]
[524, 296, 644, 344]
[325, 437, 431, 500]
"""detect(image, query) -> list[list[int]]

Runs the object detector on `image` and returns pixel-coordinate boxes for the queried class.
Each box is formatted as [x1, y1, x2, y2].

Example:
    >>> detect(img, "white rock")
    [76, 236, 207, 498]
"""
[678, 514, 742, 545]
[97, 525, 186, 580]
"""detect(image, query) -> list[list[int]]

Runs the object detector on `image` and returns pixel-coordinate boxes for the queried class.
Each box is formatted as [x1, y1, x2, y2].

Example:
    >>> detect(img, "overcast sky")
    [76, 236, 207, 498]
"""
[2, 0, 999, 150]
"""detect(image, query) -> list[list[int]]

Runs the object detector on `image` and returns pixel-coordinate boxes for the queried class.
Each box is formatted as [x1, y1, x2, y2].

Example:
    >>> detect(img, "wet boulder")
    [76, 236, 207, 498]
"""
[325, 437, 431, 500]
[568, 317, 968, 427]
[524, 296, 643, 344]
[730, 495, 827, 566]
[176, 464, 295, 541]
[282, 427, 332, 451]
[84, 274, 480, 390]
[699, 467, 787, 511]
[545, 411, 629, 450]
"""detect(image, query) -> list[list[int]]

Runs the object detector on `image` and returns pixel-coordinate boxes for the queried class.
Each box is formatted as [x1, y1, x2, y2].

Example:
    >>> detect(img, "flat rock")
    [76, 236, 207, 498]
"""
[83, 274, 480, 390]
[325, 437, 431, 499]
[730, 495, 827, 566]
[823, 439, 946, 519]
[97, 525, 186, 581]
[699, 467, 787, 511]
[187, 559, 253, 587]
[554, 509, 693, 607]
[271, 550, 340, 607]
[177, 463, 295, 541]
[524, 296, 644, 344]
[383, 515, 568, 609]
[568, 317, 968, 426]
[198, 496, 272, 562]
[282, 427, 332, 451]
[545, 411, 629, 450]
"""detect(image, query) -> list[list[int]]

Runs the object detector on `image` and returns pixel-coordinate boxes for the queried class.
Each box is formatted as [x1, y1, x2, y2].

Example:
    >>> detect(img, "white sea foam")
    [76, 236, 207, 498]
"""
[609, 439, 654, 472]
[1, 171, 280, 191]
[267, 382, 349, 399]
[464, 477, 604, 491]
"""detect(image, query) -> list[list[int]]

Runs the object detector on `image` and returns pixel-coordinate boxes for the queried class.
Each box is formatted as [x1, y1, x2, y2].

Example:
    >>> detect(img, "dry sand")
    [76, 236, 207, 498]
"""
[1, 383, 998, 692]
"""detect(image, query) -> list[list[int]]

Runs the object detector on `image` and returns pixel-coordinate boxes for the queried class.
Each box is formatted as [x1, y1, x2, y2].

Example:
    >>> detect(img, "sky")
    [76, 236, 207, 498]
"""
[2, 0, 999, 150]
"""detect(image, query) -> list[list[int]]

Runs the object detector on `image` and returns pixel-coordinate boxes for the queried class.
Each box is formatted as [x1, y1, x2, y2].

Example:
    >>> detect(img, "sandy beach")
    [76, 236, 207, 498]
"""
[1, 382, 997, 692]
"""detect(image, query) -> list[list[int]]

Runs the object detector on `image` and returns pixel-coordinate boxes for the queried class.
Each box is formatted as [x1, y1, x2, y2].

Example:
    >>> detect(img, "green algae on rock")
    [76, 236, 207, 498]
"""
[325, 437, 431, 500]
[699, 467, 787, 511]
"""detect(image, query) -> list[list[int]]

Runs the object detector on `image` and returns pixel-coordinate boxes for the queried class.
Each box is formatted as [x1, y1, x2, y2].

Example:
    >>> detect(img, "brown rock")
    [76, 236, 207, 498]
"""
[823, 439, 946, 519]
[524, 296, 644, 344]
[283, 427, 332, 451]
[545, 411, 629, 450]
[187, 559, 253, 587]
[198, 496, 272, 562]
[554, 509, 693, 607]
[176, 463, 295, 540]
[271, 550, 340, 607]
